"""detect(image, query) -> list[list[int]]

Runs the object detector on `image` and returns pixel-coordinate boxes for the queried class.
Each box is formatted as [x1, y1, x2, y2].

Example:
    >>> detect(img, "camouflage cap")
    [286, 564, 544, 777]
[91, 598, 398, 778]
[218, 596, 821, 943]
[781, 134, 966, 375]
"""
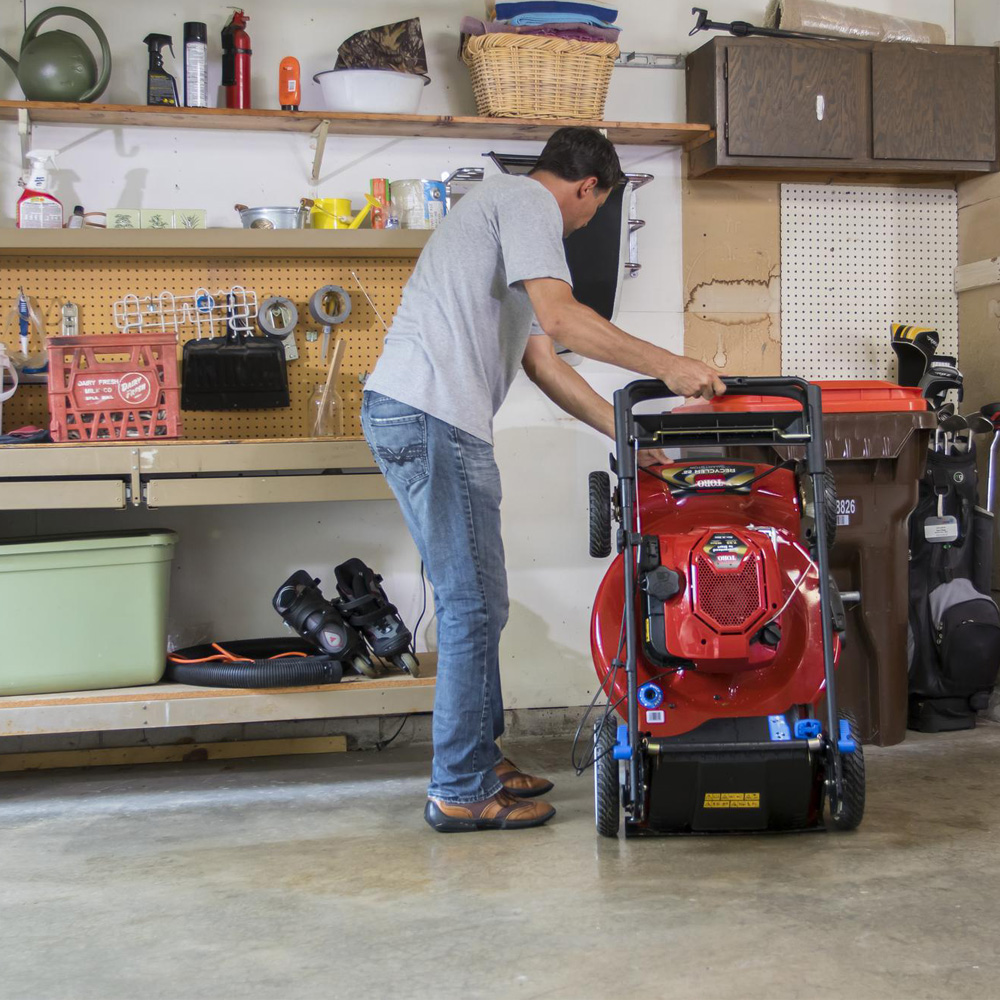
[335, 18, 430, 82]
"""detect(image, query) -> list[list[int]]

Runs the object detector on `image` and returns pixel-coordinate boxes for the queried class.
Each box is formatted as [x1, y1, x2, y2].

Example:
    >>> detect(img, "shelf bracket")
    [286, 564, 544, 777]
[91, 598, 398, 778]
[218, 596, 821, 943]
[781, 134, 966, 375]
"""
[310, 119, 330, 187]
[614, 51, 685, 70]
[18, 107, 31, 164]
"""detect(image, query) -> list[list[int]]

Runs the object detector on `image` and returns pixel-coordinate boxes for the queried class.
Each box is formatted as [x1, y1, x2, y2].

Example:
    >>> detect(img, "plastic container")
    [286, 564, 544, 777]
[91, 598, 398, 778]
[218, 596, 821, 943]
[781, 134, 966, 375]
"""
[0, 531, 177, 696]
[312, 69, 424, 114]
[308, 381, 343, 437]
[390, 179, 446, 230]
[686, 380, 936, 745]
[46, 333, 182, 442]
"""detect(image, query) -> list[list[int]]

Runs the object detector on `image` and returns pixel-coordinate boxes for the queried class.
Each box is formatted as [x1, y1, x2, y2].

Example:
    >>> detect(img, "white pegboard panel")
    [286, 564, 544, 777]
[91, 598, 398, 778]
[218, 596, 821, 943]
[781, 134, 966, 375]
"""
[781, 184, 958, 380]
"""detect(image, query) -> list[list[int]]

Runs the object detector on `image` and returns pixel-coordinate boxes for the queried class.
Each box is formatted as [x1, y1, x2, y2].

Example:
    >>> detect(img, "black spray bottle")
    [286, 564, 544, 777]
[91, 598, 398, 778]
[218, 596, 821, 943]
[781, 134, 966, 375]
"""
[144, 34, 179, 106]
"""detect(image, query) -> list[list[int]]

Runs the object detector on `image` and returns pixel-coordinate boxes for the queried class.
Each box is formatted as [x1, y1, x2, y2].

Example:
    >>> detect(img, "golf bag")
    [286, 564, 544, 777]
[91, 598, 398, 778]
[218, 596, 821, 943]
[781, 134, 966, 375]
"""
[907, 445, 1000, 731]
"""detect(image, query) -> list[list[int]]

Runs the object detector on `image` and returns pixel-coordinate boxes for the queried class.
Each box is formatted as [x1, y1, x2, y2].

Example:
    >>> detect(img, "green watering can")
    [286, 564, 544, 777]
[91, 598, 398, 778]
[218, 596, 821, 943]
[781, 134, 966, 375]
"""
[0, 6, 111, 103]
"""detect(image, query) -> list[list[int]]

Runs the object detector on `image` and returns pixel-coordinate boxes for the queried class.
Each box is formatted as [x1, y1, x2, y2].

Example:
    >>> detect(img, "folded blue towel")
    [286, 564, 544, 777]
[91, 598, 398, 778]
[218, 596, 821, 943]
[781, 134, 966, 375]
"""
[508, 11, 616, 27]
[495, 1, 619, 25]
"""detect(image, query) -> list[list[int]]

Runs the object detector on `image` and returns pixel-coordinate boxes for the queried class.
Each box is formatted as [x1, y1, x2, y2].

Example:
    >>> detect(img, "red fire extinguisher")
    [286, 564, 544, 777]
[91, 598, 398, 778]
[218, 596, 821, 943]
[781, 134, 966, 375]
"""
[222, 9, 252, 109]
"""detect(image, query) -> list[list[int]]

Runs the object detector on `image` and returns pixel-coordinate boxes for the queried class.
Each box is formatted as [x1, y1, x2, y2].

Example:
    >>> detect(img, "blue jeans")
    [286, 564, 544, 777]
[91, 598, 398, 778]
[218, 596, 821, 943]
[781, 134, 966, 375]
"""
[361, 391, 507, 803]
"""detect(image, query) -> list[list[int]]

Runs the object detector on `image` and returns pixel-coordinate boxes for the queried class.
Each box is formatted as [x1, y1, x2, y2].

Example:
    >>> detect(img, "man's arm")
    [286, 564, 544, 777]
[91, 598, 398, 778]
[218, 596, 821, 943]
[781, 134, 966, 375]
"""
[522, 334, 615, 436]
[523, 277, 726, 399]
[522, 334, 671, 467]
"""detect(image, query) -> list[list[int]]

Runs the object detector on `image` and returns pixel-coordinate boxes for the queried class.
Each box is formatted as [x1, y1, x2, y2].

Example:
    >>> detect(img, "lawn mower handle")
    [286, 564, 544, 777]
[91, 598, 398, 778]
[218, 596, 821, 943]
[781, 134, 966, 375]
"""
[613, 376, 827, 479]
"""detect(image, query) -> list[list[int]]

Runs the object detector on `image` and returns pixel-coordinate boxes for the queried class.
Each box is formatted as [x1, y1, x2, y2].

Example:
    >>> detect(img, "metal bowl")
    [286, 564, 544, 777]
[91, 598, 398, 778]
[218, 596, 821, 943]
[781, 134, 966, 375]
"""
[234, 205, 308, 230]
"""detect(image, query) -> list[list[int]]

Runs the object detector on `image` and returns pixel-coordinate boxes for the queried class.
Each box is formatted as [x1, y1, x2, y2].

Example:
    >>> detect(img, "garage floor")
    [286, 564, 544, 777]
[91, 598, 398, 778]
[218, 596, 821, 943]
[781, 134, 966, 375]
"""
[1, 724, 999, 1000]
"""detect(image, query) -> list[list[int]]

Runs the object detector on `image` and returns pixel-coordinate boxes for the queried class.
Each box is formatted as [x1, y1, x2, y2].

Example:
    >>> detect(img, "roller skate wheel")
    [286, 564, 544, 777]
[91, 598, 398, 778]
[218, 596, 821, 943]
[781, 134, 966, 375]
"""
[352, 655, 382, 679]
[395, 652, 421, 677]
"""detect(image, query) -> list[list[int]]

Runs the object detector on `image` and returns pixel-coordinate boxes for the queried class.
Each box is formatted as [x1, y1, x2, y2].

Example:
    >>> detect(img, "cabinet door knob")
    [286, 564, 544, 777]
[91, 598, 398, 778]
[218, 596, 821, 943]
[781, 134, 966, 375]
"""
[816, 94, 826, 121]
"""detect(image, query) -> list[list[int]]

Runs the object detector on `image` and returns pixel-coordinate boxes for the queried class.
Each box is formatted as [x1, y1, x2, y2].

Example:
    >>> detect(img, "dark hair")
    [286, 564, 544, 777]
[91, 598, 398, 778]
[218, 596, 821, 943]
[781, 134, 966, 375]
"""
[531, 127, 624, 191]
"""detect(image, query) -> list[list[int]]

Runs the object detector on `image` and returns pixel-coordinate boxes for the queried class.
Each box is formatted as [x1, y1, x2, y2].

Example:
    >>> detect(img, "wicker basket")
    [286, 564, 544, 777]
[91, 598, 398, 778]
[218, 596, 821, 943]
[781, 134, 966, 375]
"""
[463, 34, 618, 120]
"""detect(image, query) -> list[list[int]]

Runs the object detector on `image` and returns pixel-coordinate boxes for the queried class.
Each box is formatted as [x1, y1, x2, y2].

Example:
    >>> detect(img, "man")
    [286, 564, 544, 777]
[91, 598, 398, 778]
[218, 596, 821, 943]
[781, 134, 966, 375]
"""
[362, 127, 725, 833]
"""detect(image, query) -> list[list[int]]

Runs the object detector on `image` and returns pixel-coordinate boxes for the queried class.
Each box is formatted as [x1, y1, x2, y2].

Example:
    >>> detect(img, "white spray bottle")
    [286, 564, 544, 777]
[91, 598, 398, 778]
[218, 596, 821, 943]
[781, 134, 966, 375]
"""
[17, 150, 63, 229]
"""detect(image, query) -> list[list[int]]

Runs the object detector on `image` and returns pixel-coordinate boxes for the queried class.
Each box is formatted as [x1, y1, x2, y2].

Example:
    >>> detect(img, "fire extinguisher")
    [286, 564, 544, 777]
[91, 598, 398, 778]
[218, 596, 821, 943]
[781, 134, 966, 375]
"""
[222, 9, 252, 109]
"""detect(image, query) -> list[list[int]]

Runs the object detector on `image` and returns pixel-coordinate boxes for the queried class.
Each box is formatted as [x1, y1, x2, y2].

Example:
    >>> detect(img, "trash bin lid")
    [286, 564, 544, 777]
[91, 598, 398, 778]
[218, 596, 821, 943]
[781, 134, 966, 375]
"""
[680, 380, 927, 414]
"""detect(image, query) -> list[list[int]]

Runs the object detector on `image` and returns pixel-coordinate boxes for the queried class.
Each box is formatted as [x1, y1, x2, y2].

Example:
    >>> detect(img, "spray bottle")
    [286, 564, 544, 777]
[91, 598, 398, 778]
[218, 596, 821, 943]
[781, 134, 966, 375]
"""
[16, 150, 62, 229]
[144, 34, 179, 106]
[5, 288, 47, 376]
[222, 10, 252, 109]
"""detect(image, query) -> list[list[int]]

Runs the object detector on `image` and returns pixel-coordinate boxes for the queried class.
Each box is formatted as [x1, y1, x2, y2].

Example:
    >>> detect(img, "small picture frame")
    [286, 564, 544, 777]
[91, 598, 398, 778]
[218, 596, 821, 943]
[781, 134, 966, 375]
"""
[174, 209, 207, 230]
[141, 209, 174, 230]
[107, 209, 140, 230]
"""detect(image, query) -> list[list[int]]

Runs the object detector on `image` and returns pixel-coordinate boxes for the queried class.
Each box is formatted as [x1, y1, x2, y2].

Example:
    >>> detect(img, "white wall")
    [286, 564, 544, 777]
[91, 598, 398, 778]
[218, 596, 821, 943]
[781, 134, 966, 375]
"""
[955, 0, 1000, 44]
[1, 0, 954, 708]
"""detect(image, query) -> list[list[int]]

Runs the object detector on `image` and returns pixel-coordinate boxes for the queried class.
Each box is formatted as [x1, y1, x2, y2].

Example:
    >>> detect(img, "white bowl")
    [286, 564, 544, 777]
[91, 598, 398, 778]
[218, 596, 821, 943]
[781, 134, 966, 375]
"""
[313, 68, 425, 115]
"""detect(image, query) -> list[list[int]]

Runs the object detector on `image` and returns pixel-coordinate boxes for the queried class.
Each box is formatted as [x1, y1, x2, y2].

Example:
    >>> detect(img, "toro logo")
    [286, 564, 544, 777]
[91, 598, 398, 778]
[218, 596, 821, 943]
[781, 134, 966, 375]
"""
[660, 464, 756, 494]
[118, 372, 153, 405]
[702, 532, 748, 569]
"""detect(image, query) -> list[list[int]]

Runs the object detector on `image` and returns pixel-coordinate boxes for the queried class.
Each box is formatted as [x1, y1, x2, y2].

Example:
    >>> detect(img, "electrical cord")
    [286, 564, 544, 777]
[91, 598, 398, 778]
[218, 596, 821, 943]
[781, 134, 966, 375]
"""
[571, 605, 627, 774]
[372, 715, 409, 752]
[412, 560, 428, 655]
[167, 642, 309, 664]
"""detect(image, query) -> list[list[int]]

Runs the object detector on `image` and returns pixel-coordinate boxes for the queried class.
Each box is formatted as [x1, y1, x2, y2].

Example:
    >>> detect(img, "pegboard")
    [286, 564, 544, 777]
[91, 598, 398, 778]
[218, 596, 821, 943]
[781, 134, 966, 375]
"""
[781, 184, 958, 380]
[0, 255, 417, 439]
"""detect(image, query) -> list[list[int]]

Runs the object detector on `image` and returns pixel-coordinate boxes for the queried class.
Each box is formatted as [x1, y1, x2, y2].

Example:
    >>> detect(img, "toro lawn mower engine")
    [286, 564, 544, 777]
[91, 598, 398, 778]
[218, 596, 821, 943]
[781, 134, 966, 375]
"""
[588, 377, 865, 837]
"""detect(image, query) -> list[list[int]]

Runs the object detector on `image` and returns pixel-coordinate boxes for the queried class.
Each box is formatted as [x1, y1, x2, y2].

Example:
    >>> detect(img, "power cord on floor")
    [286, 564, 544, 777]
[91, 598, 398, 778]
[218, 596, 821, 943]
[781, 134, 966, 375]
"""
[358, 715, 410, 753]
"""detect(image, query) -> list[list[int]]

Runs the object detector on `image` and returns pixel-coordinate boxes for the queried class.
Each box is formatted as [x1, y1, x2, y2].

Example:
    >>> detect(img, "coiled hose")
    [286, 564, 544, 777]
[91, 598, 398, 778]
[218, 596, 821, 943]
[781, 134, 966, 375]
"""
[165, 638, 343, 688]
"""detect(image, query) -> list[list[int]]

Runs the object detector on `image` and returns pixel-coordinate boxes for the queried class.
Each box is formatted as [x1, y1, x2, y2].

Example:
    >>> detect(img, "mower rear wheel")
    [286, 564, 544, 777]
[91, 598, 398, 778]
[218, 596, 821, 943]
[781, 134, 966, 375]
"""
[589, 471, 612, 558]
[799, 465, 838, 554]
[594, 718, 620, 837]
[830, 711, 865, 832]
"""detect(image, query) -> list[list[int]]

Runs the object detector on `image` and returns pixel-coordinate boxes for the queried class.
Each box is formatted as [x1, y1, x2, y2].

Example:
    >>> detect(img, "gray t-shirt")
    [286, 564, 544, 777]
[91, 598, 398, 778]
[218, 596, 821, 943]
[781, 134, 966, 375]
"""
[364, 174, 572, 443]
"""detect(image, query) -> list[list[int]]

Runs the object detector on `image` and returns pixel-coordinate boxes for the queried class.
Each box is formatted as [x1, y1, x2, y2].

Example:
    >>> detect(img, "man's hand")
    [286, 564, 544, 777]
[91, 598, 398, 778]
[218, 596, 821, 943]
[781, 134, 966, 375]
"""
[638, 448, 670, 469]
[659, 355, 727, 399]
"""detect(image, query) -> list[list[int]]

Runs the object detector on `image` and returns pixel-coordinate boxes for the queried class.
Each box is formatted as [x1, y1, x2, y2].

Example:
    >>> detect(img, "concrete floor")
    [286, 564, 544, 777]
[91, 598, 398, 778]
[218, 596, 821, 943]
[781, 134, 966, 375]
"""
[1, 725, 999, 1000]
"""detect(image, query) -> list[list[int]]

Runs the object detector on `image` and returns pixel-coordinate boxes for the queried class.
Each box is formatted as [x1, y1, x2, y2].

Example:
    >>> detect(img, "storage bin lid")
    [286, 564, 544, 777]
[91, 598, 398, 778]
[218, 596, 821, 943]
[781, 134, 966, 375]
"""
[0, 530, 177, 556]
[680, 380, 928, 414]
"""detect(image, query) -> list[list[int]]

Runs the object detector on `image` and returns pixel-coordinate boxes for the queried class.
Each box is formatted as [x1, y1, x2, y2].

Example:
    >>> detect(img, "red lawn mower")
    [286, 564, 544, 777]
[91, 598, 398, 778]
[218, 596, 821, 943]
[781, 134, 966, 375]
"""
[587, 377, 865, 836]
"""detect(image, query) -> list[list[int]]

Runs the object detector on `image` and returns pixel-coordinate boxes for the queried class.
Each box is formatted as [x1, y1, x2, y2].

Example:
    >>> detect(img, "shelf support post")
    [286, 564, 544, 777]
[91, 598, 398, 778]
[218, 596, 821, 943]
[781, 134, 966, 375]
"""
[310, 120, 330, 187]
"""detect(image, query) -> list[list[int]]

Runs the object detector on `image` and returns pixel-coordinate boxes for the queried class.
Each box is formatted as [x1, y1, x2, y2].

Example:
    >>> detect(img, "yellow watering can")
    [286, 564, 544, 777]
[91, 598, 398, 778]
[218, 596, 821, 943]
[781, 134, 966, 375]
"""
[306, 194, 380, 230]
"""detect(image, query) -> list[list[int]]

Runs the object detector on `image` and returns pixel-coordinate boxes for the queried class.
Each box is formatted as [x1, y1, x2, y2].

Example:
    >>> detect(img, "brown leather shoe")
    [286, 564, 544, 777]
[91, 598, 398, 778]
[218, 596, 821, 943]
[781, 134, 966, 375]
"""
[424, 789, 555, 832]
[495, 756, 554, 798]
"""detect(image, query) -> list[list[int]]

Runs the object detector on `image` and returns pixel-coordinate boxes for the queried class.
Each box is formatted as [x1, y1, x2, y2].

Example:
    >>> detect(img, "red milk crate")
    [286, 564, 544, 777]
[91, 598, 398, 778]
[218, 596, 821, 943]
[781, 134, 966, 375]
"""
[46, 333, 182, 442]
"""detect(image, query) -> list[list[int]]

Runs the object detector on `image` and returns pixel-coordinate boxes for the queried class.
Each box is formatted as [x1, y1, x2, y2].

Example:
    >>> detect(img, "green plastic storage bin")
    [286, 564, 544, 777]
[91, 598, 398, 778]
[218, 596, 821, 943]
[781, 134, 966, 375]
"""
[0, 531, 177, 696]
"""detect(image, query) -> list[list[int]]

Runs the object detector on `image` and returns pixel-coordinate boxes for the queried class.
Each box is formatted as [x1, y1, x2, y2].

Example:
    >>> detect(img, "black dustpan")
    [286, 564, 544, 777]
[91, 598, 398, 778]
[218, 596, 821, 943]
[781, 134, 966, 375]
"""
[182, 294, 290, 411]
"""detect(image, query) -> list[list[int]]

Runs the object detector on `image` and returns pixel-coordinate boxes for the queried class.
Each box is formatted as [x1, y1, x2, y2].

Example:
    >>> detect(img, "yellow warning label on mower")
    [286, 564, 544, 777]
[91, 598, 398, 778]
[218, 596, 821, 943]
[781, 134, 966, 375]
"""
[703, 792, 761, 809]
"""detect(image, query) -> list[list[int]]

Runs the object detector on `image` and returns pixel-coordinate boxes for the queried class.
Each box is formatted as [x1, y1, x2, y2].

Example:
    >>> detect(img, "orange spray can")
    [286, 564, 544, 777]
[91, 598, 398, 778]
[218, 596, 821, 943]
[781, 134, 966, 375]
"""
[279, 57, 301, 111]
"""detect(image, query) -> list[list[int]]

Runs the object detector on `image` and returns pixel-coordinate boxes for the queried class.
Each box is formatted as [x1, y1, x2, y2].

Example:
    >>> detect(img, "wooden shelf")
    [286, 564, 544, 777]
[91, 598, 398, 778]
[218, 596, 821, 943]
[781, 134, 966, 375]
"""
[0, 227, 433, 258]
[0, 100, 712, 147]
[0, 438, 393, 511]
[0, 657, 437, 737]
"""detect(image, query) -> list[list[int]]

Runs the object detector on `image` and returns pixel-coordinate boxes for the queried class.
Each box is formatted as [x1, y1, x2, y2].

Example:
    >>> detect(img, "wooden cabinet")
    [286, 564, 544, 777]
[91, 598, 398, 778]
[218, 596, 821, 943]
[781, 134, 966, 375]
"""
[686, 37, 999, 177]
[726, 41, 867, 159]
[871, 46, 997, 162]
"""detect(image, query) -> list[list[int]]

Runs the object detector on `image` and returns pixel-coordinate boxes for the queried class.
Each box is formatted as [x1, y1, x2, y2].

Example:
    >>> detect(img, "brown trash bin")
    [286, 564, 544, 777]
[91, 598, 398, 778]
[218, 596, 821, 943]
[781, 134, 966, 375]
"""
[721, 382, 936, 746]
